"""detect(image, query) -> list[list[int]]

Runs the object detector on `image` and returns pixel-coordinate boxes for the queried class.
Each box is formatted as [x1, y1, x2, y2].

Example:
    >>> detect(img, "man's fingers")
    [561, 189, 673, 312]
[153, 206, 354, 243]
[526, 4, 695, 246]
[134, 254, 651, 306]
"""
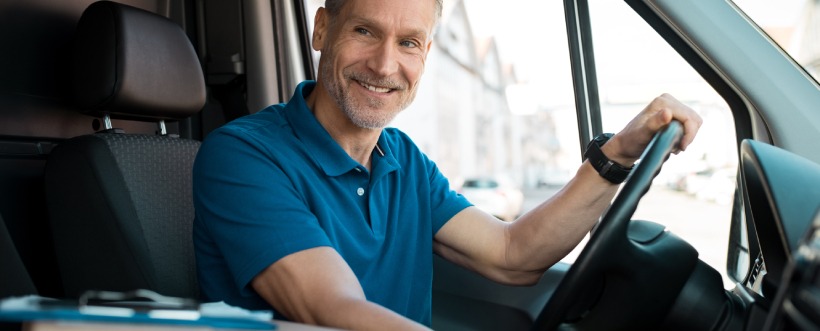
[653, 107, 674, 129]
[652, 94, 702, 152]
[615, 93, 702, 160]
[678, 116, 702, 151]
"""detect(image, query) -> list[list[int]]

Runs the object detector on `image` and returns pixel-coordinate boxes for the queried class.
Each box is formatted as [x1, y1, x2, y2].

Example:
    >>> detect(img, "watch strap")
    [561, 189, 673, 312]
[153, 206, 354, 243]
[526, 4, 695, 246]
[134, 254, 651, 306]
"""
[585, 134, 633, 184]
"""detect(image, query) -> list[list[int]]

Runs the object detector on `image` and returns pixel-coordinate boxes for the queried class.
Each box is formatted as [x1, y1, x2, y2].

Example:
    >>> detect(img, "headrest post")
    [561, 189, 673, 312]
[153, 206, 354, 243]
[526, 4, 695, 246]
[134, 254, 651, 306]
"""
[103, 114, 113, 130]
[157, 120, 167, 136]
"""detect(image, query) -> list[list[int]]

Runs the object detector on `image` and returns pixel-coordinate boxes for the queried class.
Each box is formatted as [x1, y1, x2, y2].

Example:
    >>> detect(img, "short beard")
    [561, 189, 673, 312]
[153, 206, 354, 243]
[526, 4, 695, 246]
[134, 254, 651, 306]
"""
[319, 53, 415, 129]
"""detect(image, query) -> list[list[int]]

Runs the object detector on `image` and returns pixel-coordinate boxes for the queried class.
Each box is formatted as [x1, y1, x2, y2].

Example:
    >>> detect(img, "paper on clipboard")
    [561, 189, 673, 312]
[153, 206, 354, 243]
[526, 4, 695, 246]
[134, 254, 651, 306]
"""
[0, 291, 276, 330]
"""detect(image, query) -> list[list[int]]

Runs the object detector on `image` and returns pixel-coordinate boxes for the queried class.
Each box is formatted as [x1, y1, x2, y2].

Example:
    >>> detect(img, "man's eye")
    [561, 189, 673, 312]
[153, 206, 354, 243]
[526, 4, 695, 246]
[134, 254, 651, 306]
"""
[400, 40, 418, 48]
[355, 28, 370, 35]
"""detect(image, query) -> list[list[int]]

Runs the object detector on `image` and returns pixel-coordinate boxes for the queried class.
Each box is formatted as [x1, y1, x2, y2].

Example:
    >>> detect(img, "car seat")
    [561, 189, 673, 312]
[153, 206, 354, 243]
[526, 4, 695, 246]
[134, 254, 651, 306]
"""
[0, 213, 38, 298]
[44, 1, 205, 299]
[0, 212, 36, 331]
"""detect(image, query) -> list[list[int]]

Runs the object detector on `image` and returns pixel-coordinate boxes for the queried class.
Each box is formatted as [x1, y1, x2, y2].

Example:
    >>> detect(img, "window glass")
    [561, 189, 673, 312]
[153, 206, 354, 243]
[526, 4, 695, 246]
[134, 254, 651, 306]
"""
[302, 0, 738, 288]
[733, 0, 820, 82]
[588, 0, 737, 288]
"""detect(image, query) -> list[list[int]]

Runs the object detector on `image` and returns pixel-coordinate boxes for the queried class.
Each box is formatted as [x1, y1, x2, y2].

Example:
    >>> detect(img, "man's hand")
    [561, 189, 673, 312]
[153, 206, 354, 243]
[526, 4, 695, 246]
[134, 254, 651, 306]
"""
[602, 93, 703, 166]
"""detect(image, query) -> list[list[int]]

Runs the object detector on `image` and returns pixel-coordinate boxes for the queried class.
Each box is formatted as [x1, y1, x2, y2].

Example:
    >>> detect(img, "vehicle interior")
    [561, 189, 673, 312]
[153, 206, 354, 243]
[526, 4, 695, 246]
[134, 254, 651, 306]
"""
[1, 0, 819, 330]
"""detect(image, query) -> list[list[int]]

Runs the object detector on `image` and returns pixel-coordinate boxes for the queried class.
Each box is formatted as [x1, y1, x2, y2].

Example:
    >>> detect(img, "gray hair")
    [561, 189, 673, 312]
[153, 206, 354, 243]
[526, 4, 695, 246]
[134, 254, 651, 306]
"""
[324, 0, 443, 22]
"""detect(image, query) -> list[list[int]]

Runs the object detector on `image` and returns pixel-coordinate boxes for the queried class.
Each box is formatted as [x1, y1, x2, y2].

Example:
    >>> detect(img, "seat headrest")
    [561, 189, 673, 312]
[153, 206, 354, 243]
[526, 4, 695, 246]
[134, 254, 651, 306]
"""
[71, 1, 206, 121]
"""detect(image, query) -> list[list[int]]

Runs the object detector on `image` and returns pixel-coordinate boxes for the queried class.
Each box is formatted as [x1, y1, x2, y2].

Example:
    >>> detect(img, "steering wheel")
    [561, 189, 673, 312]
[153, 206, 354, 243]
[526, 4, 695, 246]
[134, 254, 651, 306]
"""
[531, 121, 688, 330]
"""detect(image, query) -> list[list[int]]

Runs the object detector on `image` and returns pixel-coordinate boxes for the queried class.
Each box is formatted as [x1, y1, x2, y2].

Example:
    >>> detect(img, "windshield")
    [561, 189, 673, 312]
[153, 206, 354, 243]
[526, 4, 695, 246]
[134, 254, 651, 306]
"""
[733, 0, 820, 82]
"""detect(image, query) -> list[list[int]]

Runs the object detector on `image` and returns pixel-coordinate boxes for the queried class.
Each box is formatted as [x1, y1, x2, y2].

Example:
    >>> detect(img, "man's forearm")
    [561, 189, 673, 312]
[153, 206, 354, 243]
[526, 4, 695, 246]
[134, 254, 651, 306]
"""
[504, 160, 620, 278]
[433, 160, 621, 287]
[251, 247, 431, 331]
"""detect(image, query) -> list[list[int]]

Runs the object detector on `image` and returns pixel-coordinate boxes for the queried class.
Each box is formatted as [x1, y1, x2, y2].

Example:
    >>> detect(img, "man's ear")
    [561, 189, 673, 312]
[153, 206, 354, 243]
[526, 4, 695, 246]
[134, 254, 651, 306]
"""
[312, 7, 328, 51]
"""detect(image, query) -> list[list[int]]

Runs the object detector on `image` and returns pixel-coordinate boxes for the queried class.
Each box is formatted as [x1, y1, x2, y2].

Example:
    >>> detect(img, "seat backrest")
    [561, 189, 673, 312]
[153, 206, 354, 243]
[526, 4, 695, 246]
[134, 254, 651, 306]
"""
[0, 212, 38, 298]
[44, 1, 206, 299]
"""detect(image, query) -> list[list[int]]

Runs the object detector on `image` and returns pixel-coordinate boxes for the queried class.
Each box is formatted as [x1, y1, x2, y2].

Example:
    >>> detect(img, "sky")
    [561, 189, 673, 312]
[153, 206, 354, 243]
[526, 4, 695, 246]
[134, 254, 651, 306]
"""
[303, 0, 810, 108]
[460, 0, 810, 108]
[733, 0, 808, 26]
[462, 0, 809, 70]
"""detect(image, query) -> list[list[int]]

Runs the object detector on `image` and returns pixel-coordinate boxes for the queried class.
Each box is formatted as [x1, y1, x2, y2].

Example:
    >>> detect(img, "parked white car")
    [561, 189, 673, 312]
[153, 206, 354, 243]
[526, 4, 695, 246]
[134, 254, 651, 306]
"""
[458, 177, 524, 222]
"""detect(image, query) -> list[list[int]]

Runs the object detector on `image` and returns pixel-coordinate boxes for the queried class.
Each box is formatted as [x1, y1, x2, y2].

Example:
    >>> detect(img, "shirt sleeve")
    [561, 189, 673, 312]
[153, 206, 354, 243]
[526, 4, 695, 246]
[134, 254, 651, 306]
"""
[417, 144, 472, 236]
[193, 128, 332, 295]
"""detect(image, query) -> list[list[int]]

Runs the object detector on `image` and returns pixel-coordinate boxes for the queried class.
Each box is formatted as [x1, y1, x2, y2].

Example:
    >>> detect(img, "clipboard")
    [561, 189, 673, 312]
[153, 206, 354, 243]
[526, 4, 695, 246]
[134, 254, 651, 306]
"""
[0, 290, 276, 330]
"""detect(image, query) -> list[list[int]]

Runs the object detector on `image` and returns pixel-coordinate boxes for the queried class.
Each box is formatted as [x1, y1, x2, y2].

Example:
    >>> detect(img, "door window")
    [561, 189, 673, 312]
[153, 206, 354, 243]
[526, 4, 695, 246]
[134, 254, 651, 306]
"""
[587, 0, 738, 288]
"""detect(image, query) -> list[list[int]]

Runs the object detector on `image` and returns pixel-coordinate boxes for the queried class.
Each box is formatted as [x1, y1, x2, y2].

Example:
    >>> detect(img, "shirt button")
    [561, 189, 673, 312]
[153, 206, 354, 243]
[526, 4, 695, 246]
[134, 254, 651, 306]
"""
[357, 187, 365, 196]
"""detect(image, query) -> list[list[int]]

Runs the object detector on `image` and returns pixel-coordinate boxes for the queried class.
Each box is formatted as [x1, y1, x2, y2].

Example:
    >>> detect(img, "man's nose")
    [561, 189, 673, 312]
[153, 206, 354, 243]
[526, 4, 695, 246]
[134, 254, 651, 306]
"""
[366, 40, 399, 77]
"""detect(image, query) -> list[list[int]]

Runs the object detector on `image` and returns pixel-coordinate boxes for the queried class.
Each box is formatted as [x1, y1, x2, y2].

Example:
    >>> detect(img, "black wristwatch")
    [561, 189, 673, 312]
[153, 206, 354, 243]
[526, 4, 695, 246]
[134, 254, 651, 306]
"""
[584, 133, 633, 184]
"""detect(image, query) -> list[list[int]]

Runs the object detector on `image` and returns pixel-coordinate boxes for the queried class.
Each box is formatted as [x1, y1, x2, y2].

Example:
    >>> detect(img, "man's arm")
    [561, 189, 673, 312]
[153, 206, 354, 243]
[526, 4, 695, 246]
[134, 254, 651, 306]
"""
[433, 161, 619, 285]
[251, 247, 430, 330]
[434, 94, 703, 285]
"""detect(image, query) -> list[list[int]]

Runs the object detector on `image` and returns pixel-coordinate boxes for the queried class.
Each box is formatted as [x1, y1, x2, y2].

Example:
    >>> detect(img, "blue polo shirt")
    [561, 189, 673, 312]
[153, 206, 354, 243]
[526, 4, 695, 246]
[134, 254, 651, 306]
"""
[192, 81, 471, 325]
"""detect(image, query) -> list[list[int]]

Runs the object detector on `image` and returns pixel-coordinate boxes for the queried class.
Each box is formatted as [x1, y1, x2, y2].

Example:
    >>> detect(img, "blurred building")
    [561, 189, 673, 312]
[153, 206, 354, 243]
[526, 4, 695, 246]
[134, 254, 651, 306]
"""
[794, 0, 819, 79]
[394, 0, 556, 188]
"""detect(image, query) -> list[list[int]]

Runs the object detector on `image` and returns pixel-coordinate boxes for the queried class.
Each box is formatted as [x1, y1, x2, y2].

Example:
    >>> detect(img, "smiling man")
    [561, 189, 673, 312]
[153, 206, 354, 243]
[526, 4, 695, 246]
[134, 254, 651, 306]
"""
[192, 0, 702, 330]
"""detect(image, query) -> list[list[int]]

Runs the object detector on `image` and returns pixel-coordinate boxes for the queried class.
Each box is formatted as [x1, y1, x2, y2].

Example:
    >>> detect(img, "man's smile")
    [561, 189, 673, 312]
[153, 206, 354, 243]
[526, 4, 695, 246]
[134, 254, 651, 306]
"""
[358, 80, 393, 93]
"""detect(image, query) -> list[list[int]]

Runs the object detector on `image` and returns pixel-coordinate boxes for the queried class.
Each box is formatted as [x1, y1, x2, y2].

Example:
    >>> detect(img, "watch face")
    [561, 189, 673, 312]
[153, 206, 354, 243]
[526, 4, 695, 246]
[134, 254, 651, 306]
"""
[589, 133, 611, 150]
[597, 133, 614, 144]
[585, 133, 629, 184]
[586, 134, 608, 157]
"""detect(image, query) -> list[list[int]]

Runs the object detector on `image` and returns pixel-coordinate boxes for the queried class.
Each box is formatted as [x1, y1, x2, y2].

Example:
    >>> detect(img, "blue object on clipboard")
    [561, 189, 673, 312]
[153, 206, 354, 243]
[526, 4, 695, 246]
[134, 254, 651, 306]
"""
[0, 289, 276, 330]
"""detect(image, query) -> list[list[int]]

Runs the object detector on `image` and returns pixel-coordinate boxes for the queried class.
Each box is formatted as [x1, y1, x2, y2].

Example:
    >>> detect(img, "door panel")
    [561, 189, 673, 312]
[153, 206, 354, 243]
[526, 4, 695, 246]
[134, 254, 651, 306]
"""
[432, 256, 566, 330]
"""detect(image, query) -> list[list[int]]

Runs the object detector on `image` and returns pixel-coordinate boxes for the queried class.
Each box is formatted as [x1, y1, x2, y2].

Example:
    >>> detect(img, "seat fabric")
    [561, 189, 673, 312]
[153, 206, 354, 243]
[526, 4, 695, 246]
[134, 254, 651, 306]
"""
[44, 1, 205, 300]
[0, 213, 38, 298]
[45, 134, 200, 298]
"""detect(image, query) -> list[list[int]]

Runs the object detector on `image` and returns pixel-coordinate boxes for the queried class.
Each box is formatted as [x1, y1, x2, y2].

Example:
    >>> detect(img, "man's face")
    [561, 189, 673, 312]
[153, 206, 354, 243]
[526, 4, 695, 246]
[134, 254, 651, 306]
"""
[312, 0, 435, 129]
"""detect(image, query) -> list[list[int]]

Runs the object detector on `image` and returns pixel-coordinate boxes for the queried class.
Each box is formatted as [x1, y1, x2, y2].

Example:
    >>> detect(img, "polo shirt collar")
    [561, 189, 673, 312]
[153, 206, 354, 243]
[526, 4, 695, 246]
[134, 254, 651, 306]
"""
[284, 81, 399, 177]
[372, 132, 400, 179]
